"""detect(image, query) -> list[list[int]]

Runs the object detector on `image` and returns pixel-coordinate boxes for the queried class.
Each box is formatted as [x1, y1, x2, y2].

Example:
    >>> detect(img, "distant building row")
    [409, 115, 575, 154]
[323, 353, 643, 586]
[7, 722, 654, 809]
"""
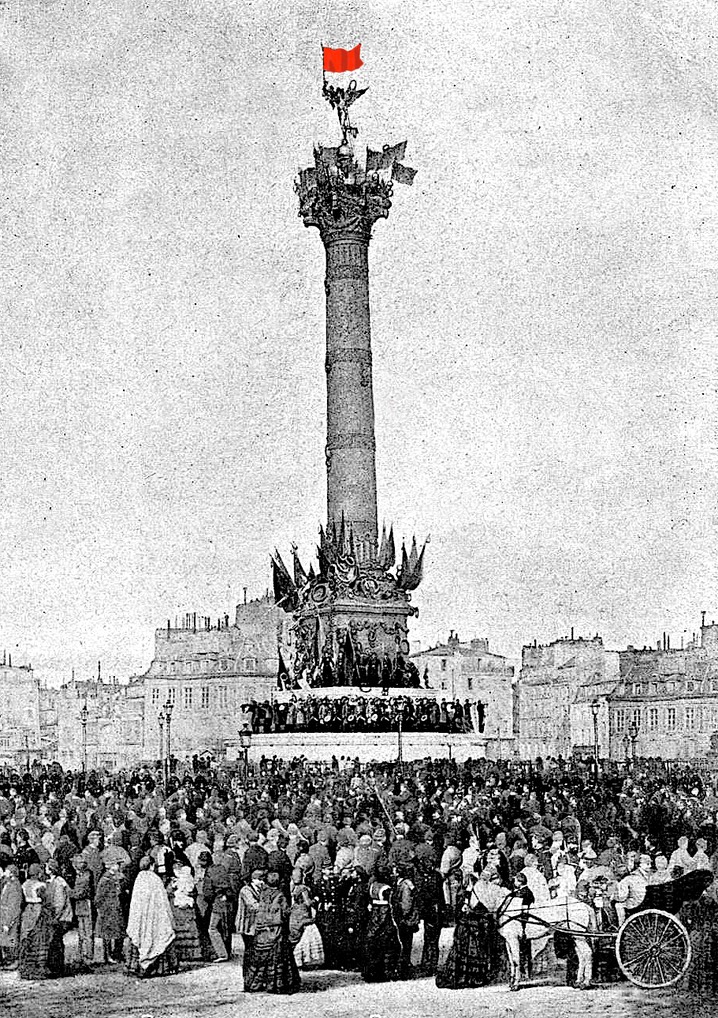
[4, 601, 718, 768]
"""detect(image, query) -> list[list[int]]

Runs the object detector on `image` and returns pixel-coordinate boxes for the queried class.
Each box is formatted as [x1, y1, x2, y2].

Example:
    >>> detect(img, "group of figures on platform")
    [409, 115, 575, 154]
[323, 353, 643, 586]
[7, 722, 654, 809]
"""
[240, 695, 486, 735]
[285, 642, 423, 692]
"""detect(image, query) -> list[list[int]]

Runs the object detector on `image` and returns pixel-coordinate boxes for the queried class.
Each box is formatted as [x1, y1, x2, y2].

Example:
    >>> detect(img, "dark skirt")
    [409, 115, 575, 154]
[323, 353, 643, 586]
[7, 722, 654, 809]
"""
[171, 905, 202, 962]
[19, 905, 54, 981]
[436, 906, 506, 989]
[244, 928, 301, 994]
[362, 907, 401, 983]
[125, 940, 179, 978]
[681, 899, 718, 996]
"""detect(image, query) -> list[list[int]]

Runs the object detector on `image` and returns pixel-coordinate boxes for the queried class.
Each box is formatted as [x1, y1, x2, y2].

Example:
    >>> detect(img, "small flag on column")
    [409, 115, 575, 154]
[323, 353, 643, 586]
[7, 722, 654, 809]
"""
[323, 44, 363, 73]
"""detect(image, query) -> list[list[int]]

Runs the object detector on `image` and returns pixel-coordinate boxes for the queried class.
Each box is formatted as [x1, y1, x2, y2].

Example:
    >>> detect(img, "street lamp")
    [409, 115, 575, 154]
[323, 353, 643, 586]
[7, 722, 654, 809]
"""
[239, 723, 253, 780]
[163, 699, 174, 781]
[396, 702, 405, 774]
[629, 720, 639, 761]
[158, 711, 166, 770]
[622, 732, 630, 763]
[591, 701, 600, 763]
[79, 701, 89, 773]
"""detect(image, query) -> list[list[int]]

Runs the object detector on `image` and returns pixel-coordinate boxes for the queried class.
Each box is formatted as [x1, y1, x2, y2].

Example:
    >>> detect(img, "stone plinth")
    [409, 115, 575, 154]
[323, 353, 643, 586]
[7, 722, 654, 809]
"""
[226, 731, 502, 764]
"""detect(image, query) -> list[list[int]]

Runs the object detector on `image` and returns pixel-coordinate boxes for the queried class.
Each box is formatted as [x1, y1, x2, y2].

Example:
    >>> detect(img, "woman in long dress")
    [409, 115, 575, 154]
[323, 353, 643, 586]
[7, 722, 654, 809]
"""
[436, 864, 508, 989]
[125, 857, 178, 978]
[95, 861, 126, 962]
[19, 864, 55, 980]
[244, 869, 301, 994]
[362, 867, 401, 983]
[681, 879, 718, 996]
[289, 867, 324, 969]
[168, 863, 202, 963]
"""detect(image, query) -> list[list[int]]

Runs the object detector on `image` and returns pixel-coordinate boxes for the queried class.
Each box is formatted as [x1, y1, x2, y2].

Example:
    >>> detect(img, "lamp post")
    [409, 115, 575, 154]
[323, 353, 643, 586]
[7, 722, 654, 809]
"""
[158, 712, 165, 771]
[79, 702, 89, 773]
[629, 720, 639, 762]
[163, 699, 174, 782]
[591, 701, 600, 763]
[622, 733, 630, 763]
[239, 724, 253, 780]
[396, 703, 404, 774]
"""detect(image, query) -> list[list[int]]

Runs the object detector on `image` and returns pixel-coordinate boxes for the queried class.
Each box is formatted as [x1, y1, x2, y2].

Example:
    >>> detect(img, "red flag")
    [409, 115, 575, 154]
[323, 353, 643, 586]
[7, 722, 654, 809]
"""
[323, 44, 363, 73]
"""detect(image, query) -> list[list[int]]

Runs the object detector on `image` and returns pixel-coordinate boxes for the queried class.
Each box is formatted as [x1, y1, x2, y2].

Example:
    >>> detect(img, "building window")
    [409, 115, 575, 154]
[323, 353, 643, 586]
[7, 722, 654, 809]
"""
[184, 661, 191, 675]
[170, 662, 176, 674]
[667, 707, 676, 731]
[467, 675, 473, 691]
[218, 686, 228, 708]
[151, 687, 161, 706]
[686, 681, 695, 692]
[632, 708, 641, 728]
[441, 659, 447, 672]
[686, 707, 695, 730]
[168, 687, 176, 705]
[615, 709, 625, 732]
[632, 683, 642, 696]
[201, 686, 210, 709]
[221, 658, 228, 671]
[183, 687, 193, 709]
[649, 708, 658, 730]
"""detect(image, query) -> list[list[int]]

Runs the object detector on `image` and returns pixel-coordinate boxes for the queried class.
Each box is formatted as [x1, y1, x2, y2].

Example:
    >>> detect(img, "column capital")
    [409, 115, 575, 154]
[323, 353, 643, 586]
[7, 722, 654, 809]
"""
[296, 152, 392, 245]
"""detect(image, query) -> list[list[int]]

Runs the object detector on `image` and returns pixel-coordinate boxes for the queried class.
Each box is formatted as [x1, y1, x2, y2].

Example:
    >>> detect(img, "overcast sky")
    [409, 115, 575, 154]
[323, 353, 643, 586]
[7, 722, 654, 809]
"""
[2, 0, 717, 686]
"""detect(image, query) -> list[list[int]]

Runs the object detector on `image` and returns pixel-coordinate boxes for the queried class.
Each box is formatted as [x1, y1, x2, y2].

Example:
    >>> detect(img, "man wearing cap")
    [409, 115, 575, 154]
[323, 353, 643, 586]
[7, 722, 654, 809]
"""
[614, 854, 652, 926]
[199, 849, 232, 962]
[237, 868, 264, 976]
[69, 855, 95, 969]
[243, 832, 269, 881]
[692, 838, 711, 871]
[223, 835, 244, 928]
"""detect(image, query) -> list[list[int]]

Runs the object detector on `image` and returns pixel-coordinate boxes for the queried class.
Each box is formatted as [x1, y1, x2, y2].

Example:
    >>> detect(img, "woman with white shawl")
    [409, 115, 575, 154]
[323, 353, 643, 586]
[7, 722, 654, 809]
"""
[125, 857, 178, 978]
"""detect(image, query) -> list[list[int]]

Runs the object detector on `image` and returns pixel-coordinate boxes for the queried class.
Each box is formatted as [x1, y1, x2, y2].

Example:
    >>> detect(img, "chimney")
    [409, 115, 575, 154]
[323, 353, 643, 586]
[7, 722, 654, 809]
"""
[702, 610, 706, 628]
[167, 619, 171, 637]
[243, 587, 248, 605]
[667, 634, 670, 650]
[97, 660, 101, 683]
[8, 653, 11, 668]
[224, 614, 230, 628]
[193, 612, 197, 633]
[570, 627, 574, 641]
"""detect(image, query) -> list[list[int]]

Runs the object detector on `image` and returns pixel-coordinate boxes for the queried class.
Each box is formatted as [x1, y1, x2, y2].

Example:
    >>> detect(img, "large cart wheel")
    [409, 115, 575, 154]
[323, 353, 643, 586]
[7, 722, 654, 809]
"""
[615, 908, 691, 988]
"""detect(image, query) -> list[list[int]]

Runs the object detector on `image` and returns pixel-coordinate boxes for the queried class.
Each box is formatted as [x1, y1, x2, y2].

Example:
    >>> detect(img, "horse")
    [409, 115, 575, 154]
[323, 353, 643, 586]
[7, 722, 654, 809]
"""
[496, 892, 594, 990]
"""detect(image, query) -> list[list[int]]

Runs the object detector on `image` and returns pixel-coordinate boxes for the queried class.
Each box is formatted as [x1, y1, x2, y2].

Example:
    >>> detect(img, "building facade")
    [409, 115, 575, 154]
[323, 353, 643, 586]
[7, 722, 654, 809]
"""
[608, 619, 718, 760]
[41, 678, 145, 771]
[411, 632, 515, 746]
[137, 594, 282, 761]
[0, 660, 41, 766]
[517, 634, 618, 759]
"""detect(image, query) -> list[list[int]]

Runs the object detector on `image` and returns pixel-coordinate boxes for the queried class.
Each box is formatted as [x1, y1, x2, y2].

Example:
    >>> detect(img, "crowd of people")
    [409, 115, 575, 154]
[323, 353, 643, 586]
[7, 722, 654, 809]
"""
[240, 696, 485, 734]
[0, 754, 717, 996]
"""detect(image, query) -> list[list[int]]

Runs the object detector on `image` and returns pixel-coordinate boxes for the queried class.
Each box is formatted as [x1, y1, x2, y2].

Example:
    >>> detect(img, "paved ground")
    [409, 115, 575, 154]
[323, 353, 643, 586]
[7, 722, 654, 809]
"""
[0, 933, 712, 1018]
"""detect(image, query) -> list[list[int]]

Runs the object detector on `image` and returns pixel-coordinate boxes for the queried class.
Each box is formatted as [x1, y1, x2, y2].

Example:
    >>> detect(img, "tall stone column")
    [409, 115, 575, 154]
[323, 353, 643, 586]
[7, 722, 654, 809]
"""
[324, 226, 377, 560]
[288, 121, 422, 686]
[298, 147, 391, 562]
